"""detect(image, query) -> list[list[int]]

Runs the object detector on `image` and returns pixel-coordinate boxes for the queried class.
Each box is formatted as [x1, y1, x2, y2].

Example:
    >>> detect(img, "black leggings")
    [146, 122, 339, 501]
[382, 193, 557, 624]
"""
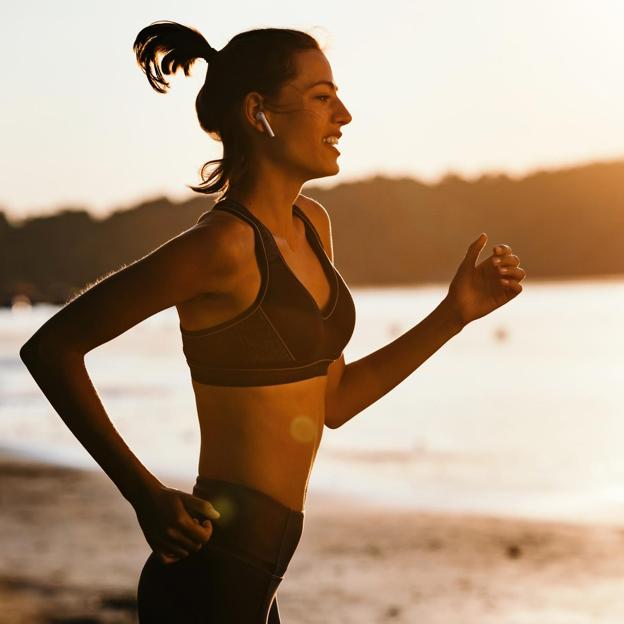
[136, 477, 305, 623]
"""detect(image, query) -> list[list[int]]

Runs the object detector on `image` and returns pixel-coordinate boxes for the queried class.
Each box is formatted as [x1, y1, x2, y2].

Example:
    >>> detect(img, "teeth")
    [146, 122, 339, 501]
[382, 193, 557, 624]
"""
[323, 136, 339, 145]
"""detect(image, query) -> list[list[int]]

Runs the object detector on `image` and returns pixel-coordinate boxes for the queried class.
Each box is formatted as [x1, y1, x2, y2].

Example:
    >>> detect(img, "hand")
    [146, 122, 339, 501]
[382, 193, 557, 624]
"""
[132, 484, 221, 565]
[444, 233, 527, 327]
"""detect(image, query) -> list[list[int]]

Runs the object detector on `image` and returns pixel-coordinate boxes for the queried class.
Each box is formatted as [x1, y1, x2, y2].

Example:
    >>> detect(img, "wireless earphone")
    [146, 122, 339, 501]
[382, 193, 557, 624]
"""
[255, 111, 276, 138]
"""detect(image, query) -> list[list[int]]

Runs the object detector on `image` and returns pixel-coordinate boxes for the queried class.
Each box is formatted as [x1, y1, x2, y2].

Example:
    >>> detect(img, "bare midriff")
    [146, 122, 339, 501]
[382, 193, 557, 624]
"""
[180, 197, 333, 513]
[191, 375, 328, 512]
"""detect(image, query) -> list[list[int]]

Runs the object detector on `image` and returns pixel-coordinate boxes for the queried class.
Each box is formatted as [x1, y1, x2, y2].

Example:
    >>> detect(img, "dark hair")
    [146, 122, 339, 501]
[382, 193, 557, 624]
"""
[133, 20, 321, 199]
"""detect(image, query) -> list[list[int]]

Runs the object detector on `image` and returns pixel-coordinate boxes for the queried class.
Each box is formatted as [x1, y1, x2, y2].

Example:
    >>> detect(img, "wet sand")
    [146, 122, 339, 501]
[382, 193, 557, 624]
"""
[3, 448, 624, 623]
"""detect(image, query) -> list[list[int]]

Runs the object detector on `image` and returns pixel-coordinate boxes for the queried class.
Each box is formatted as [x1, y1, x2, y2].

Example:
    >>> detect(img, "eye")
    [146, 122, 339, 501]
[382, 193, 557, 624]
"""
[316, 95, 331, 102]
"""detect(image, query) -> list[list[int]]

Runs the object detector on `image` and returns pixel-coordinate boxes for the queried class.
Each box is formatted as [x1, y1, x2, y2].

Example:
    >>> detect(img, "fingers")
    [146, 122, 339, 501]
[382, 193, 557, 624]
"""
[167, 490, 217, 541]
[179, 492, 221, 520]
[157, 511, 213, 555]
[159, 553, 182, 565]
[501, 278, 523, 294]
[155, 521, 213, 565]
[495, 264, 527, 281]
[163, 525, 202, 552]
[149, 490, 218, 565]
[155, 522, 213, 564]
[490, 251, 527, 283]
[489, 244, 527, 290]
[170, 517, 213, 551]
[181, 515, 214, 545]
[176, 502, 215, 541]
[176, 493, 218, 543]
[492, 253, 520, 267]
[494, 244, 512, 255]
[156, 540, 189, 563]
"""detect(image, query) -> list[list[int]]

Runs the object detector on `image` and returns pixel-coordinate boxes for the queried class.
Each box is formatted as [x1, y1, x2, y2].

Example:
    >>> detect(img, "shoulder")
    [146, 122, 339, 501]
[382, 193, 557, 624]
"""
[180, 207, 255, 292]
[191, 205, 253, 242]
[191, 205, 255, 257]
[295, 194, 334, 262]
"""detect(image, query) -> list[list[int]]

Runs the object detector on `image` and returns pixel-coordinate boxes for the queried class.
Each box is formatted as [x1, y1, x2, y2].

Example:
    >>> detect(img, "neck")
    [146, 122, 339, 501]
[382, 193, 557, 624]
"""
[225, 164, 306, 240]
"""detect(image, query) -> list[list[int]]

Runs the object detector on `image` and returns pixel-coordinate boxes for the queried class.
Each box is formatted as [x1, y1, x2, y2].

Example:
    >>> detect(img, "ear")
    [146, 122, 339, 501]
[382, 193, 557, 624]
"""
[241, 91, 268, 134]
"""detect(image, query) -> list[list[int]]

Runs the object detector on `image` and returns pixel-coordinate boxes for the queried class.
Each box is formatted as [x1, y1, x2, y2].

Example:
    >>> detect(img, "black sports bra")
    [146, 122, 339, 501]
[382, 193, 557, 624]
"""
[179, 198, 356, 386]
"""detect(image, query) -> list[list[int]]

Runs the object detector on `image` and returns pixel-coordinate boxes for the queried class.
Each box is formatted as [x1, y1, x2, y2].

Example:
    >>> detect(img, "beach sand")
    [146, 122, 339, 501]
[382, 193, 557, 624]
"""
[3, 449, 624, 623]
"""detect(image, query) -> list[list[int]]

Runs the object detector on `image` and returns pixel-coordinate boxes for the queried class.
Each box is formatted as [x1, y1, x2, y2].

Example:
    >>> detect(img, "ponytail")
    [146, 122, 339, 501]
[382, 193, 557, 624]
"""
[133, 20, 215, 94]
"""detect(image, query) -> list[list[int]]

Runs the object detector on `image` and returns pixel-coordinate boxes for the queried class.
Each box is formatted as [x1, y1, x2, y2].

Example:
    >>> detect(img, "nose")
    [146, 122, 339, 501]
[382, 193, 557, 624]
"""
[334, 97, 352, 126]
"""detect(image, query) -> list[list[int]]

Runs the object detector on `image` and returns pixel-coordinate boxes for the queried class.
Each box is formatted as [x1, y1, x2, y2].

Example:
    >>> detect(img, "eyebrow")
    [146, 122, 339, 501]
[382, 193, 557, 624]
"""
[306, 80, 339, 92]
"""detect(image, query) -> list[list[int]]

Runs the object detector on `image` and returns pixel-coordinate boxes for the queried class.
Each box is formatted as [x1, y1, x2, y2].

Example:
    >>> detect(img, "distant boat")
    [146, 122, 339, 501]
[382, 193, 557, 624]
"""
[11, 294, 32, 312]
[494, 326, 508, 341]
[387, 321, 402, 338]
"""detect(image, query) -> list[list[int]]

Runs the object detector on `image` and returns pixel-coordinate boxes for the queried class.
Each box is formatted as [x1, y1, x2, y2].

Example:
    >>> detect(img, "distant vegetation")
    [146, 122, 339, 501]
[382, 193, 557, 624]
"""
[2, 159, 623, 306]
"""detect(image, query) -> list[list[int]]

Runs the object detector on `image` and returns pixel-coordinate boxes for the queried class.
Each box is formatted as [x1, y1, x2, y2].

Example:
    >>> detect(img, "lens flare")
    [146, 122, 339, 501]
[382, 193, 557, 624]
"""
[211, 494, 237, 526]
[289, 415, 316, 443]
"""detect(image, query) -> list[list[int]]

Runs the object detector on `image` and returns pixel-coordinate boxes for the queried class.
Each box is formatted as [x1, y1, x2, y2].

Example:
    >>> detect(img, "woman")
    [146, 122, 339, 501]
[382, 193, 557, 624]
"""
[19, 20, 526, 623]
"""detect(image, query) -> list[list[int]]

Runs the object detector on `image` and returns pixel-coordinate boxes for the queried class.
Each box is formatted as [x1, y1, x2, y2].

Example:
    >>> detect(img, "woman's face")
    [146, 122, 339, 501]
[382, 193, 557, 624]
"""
[262, 48, 353, 181]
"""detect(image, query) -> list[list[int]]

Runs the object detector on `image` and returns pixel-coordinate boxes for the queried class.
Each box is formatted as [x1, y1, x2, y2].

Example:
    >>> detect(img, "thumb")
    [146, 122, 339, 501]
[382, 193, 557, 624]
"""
[179, 492, 221, 520]
[463, 232, 487, 266]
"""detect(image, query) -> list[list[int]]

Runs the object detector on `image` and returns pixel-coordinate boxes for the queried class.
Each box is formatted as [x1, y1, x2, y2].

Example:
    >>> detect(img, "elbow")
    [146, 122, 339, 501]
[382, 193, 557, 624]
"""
[20, 323, 55, 364]
[19, 335, 77, 367]
[19, 338, 56, 370]
[323, 411, 343, 430]
[20, 339, 43, 365]
[324, 396, 347, 429]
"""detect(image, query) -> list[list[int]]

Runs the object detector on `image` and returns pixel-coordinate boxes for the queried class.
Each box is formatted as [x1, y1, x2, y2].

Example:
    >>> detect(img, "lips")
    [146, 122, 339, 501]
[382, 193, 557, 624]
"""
[323, 142, 340, 155]
[321, 132, 342, 157]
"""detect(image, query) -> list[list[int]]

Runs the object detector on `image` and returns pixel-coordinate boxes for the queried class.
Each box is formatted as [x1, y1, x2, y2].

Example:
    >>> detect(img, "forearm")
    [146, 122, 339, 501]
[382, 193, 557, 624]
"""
[20, 340, 163, 506]
[327, 297, 464, 429]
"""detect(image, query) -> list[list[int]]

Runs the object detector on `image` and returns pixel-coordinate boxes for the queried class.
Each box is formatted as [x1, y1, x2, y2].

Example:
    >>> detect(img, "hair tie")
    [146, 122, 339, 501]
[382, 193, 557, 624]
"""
[202, 44, 219, 62]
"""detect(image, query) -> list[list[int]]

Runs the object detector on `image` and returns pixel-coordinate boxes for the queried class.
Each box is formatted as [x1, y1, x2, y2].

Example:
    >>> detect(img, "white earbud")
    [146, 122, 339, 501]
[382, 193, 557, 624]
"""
[255, 111, 276, 138]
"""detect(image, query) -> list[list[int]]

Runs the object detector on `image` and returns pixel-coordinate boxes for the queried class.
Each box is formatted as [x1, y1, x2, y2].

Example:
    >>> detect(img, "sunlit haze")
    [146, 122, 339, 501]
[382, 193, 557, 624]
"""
[2, 0, 623, 220]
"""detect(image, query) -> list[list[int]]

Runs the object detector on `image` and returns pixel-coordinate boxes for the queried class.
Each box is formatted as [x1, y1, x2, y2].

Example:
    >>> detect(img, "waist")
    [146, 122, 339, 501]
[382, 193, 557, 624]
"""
[192, 476, 305, 578]
[193, 378, 326, 509]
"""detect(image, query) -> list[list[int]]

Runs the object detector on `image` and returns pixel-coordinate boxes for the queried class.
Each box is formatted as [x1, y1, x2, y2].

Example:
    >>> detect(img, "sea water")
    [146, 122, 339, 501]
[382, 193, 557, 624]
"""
[3, 278, 623, 526]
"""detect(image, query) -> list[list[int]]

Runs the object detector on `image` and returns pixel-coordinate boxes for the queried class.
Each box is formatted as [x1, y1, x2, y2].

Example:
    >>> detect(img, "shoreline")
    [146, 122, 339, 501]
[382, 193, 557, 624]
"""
[4, 448, 624, 623]
[5, 441, 624, 531]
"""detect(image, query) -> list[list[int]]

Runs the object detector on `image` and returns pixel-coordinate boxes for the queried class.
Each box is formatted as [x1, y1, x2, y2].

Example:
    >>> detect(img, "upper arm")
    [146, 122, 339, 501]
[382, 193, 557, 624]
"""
[20, 212, 248, 359]
[296, 194, 345, 427]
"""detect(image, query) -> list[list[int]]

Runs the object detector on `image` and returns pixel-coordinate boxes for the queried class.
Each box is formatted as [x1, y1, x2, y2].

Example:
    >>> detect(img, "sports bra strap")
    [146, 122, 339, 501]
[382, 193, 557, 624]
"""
[211, 199, 281, 263]
[291, 204, 325, 249]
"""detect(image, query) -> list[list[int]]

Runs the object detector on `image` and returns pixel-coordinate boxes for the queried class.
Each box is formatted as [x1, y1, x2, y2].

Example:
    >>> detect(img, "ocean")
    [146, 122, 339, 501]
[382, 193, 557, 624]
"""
[3, 278, 623, 526]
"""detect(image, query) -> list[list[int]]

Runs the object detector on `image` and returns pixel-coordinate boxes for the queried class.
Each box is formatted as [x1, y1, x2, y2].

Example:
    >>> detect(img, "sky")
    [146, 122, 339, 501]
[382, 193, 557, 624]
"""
[2, 0, 623, 221]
